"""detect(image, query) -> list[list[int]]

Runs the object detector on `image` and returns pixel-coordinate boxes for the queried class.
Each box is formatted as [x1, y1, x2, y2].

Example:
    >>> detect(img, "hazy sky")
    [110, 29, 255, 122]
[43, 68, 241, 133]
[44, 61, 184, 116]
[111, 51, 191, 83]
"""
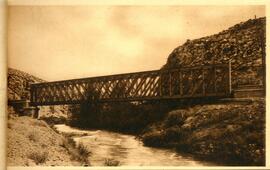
[8, 5, 265, 81]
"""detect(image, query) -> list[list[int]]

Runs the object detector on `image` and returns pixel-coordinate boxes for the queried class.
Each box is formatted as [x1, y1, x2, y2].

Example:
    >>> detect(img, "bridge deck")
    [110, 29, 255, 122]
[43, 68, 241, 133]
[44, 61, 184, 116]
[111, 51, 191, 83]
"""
[30, 63, 231, 106]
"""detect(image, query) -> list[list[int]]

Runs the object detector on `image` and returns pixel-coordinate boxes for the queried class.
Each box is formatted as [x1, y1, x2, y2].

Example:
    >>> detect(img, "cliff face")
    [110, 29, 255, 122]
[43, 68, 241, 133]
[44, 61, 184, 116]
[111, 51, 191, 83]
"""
[164, 17, 265, 87]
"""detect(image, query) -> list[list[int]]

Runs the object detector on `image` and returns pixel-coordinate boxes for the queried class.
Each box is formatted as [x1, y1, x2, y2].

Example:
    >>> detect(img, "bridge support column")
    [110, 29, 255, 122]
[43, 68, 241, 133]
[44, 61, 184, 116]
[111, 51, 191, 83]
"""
[23, 106, 40, 118]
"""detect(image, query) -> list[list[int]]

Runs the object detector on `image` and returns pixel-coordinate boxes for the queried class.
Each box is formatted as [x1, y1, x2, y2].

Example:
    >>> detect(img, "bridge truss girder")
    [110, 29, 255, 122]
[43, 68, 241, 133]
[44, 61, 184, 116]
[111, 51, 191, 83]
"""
[30, 64, 231, 106]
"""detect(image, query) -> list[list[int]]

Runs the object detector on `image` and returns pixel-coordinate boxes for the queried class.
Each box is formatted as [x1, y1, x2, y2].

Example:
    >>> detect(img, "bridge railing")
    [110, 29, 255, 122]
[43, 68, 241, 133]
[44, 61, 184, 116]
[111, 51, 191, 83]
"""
[30, 63, 231, 106]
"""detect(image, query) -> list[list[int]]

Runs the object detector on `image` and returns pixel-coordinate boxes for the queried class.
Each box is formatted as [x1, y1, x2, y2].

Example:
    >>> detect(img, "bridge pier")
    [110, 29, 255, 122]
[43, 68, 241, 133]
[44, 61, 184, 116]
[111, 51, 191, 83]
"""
[23, 106, 40, 118]
[8, 99, 40, 118]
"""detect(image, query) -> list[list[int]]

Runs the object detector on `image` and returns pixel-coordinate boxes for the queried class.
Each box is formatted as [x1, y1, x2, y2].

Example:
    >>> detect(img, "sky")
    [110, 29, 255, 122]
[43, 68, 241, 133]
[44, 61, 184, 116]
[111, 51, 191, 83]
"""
[8, 5, 265, 81]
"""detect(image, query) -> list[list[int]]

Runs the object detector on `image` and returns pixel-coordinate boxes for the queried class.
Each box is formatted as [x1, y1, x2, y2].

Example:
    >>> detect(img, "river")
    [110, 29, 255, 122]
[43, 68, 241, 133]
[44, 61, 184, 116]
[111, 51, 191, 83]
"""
[54, 124, 216, 166]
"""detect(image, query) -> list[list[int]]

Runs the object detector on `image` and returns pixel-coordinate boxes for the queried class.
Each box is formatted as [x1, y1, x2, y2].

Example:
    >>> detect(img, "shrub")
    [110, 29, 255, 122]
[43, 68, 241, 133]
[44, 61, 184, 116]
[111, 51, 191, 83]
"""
[104, 158, 120, 166]
[164, 111, 187, 128]
[142, 131, 165, 147]
[28, 151, 48, 165]
[164, 126, 185, 142]
[60, 137, 75, 148]
[60, 137, 91, 165]
[77, 143, 91, 164]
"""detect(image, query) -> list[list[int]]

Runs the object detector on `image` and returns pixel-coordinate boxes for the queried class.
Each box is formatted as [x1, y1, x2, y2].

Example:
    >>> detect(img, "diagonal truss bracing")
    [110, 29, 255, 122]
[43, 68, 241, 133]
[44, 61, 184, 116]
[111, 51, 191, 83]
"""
[30, 63, 231, 106]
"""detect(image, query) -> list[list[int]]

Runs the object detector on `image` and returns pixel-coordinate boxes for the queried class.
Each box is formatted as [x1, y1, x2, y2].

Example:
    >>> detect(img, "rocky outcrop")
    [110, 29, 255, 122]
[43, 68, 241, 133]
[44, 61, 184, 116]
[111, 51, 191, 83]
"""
[164, 17, 265, 87]
[8, 68, 45, 100]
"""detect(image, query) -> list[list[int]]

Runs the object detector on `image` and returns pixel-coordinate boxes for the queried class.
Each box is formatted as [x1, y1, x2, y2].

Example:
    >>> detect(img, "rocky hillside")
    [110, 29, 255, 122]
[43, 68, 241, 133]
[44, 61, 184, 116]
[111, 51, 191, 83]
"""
[164, 17, 265, 88]
[8, 68, 68, 123]
[8, 68, 45, 100]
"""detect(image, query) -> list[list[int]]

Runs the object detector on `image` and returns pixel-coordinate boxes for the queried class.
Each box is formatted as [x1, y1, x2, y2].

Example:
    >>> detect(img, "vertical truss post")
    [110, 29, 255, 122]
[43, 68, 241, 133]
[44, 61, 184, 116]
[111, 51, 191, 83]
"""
[179, 70, 183, 96]
[159, 71, 162, 97]
[214, 66, 217, 93]
[202, 68, 205, 96]
[169, 72, 172, 96]
[228, 60, 232, 96]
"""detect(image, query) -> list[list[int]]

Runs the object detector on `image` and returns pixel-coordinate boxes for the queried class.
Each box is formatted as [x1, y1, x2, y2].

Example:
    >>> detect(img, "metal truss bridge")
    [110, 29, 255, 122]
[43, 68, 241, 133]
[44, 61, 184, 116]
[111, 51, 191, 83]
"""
[30, 63, 231, 106]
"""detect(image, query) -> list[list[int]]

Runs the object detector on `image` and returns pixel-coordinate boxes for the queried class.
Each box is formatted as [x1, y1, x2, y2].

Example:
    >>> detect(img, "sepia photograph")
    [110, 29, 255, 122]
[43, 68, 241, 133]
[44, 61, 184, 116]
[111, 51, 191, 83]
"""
[5, 1, 267, 168]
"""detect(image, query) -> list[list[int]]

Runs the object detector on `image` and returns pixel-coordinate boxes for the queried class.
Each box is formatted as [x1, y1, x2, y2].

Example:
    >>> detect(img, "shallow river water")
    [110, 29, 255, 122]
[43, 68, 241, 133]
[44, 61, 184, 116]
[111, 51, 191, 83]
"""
[54, 124, 216, 166]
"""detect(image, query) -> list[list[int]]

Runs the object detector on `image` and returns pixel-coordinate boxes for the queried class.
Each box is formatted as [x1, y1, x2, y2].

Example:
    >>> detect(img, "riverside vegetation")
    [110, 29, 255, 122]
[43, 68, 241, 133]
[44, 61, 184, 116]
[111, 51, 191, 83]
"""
[141, 99, 265, 165]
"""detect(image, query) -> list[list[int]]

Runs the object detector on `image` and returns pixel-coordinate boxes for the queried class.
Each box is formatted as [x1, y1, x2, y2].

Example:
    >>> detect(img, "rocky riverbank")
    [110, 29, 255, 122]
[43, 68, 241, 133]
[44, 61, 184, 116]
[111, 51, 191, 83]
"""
[141, 98, 265, 166]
